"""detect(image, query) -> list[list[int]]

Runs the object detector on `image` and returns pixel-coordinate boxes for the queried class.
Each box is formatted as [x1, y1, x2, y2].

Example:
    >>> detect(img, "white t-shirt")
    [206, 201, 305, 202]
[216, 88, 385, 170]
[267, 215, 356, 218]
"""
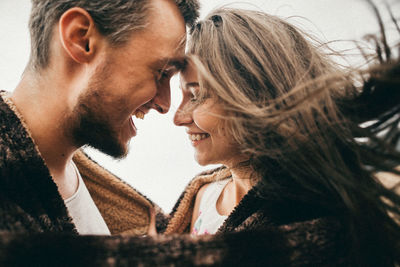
[192, 179, 231, 235]
[64, 162, 111, 235]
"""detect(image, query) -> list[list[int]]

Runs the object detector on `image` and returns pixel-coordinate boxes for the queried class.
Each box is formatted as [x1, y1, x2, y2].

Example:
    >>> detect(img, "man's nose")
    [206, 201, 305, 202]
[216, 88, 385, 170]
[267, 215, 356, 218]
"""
[150, 82, 171, 114]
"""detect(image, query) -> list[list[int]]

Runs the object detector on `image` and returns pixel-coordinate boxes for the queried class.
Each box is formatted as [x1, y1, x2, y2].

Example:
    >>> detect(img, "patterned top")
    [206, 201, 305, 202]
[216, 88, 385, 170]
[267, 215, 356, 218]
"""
[192, 178, 231, 235]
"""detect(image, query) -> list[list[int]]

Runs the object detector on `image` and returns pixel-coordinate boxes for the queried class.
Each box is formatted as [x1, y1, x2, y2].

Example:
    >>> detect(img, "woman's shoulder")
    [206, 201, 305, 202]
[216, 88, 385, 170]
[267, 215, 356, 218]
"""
[182, 166, 231, 199]
[195, 182, 211, 203]
[193, 178, 232, 217]
[164, 167, 231, 234]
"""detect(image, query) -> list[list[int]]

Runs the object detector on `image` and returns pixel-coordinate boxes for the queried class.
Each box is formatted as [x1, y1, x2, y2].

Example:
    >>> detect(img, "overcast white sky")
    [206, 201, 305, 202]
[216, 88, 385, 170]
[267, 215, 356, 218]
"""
[0, 0, 398, 212]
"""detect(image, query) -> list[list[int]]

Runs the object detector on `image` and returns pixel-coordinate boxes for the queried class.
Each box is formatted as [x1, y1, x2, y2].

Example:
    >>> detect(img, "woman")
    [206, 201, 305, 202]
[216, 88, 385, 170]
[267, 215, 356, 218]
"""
[163, 7, 400, 266]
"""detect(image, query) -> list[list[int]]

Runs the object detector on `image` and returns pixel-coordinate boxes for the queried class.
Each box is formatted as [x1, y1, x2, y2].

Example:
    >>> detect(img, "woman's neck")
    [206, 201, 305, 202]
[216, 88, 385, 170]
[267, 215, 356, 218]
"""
[216, 164, 259, 216]
[230, 165, 258, 202]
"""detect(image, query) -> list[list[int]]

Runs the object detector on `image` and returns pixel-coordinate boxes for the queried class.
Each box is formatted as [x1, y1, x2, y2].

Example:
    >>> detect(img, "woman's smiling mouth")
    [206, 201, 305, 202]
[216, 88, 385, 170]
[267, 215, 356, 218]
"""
[188, 133, 210, 145]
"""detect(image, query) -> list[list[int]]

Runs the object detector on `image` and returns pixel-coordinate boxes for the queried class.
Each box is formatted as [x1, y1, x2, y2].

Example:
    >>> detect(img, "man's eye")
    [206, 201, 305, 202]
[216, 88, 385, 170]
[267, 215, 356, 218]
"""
[157, 70, 167, 80]
[157, 68, 175, 81]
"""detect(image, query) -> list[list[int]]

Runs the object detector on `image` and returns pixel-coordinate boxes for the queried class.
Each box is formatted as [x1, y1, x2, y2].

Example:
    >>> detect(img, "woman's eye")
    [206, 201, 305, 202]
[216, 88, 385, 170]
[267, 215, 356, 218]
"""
[189, 90, 200, 103]
[189, 91, 210, 103]
[189, 87, 198, 101]
[190, 95, 198, 102]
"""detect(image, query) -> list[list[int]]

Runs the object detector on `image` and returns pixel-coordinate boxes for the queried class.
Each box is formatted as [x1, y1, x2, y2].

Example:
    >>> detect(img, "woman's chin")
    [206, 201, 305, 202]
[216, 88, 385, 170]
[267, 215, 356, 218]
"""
[195, 159, 208, 166]
[195, 154, 211, 166]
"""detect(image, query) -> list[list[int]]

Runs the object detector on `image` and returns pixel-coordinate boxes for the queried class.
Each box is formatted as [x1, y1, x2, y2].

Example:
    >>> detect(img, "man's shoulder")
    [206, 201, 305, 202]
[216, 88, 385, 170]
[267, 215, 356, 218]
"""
[0, 92, 27, 143]
[0, 93, 21, 164]
[0, 92, 45, 182]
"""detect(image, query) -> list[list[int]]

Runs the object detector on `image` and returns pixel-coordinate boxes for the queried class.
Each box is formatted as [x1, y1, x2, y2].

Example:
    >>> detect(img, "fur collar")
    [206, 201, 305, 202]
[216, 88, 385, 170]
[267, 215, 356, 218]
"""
[0, 91, 76, 233]
[165, 166, 335, 235]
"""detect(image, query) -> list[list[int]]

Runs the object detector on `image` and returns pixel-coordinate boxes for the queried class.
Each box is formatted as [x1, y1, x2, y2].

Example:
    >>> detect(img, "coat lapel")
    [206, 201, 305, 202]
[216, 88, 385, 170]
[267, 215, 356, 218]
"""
[0, 92, 76, 233]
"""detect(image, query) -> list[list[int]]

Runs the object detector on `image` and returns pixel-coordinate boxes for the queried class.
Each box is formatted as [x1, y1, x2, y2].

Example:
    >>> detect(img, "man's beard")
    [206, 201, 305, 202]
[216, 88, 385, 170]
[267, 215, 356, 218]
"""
[66, 81, 129, 159]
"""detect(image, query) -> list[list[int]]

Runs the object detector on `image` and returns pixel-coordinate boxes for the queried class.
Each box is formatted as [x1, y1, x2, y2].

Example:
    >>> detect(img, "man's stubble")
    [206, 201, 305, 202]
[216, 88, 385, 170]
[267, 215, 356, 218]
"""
[65, 66, 130, 159]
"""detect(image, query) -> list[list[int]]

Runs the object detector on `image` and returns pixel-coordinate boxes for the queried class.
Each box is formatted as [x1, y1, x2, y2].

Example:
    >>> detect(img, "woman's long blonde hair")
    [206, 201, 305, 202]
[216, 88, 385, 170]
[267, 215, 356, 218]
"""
[187, 8, 347, 160]
[186, 7, 400, 265]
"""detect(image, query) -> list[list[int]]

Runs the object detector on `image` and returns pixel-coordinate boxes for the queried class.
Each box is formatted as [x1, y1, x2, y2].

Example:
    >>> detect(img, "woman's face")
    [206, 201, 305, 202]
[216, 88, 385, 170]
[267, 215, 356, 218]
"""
[174, 62, 245, 166]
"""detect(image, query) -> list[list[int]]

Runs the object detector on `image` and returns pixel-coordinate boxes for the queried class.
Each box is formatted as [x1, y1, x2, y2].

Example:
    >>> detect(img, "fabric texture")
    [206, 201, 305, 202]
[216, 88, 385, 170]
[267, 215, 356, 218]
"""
[191, 178, 230, 236]
[0, 90, 394, 266]
[165, 167, 351, 266]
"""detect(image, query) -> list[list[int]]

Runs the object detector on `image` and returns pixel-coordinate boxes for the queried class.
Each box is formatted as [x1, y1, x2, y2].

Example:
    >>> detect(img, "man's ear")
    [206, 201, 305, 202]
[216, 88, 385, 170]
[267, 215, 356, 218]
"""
[59, 7, 99, 64]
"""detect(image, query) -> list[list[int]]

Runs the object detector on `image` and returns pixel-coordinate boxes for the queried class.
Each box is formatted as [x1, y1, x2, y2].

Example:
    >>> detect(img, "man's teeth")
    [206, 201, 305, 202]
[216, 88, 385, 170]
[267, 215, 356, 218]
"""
[189, 133, 209, 141]
[134, 110, 145, 120]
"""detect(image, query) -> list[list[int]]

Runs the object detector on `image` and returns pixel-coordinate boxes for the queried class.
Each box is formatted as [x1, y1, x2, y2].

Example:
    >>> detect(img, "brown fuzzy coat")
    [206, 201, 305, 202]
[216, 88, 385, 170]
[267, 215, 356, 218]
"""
[0, 92, 370, 266]
[164, 167, 350, 266]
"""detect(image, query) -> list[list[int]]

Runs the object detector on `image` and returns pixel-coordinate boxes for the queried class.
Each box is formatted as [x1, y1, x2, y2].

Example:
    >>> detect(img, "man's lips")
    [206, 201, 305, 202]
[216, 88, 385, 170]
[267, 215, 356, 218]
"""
[129, 109, 147, 137]
[134, 110, 145, 120]
[129, 116, 137, 137]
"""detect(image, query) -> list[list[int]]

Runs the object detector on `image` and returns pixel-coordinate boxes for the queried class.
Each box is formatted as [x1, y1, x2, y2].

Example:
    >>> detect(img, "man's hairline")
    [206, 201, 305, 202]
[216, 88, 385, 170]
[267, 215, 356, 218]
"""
[29, 0, 193, 72]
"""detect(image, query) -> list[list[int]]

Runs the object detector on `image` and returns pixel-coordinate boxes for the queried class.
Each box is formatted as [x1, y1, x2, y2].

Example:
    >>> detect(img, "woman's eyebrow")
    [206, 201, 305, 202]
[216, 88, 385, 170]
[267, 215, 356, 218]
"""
[185, 82, 200, 88]
[155, 57, 186, 71]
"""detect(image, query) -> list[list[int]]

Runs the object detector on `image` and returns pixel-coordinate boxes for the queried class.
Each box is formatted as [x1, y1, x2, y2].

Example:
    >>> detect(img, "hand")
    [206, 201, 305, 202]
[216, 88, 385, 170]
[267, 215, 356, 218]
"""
[147, 208, 157, 236]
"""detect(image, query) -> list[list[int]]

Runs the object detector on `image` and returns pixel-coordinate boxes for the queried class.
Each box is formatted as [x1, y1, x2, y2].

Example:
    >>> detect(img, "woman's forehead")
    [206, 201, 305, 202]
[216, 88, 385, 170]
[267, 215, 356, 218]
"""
[180, 63, 199, 86]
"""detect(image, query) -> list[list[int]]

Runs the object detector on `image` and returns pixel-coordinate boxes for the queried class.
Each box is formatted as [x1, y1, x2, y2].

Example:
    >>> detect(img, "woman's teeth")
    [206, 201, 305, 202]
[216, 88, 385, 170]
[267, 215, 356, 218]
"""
[189, 133, 209, 141]
[134, 110, 145, 120]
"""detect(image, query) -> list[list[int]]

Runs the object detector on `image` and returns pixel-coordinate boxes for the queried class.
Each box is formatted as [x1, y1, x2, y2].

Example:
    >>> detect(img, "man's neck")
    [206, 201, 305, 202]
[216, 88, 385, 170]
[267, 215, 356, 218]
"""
[10, 71, 80, 198]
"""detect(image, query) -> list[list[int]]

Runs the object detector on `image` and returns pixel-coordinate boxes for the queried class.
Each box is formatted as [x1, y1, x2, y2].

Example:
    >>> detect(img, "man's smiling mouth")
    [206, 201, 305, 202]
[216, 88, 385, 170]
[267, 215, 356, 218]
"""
[133, 110, 145, 120]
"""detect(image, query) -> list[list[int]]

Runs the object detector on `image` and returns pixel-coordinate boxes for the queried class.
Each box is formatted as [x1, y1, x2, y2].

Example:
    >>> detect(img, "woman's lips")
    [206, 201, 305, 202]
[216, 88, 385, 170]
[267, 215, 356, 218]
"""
[188, 133, 210, 146]
[189, 133, 210, 141]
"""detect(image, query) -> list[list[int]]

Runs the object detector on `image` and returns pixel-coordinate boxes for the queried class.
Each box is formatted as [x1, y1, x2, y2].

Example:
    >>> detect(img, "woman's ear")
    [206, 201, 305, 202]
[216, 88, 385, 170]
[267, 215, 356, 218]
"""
[58, 7, 98, 64]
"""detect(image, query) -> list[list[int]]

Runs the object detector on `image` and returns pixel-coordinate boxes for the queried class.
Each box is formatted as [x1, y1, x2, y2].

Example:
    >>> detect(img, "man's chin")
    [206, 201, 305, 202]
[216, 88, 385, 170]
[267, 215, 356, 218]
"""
[68, 92, 131, 159]
[100, 144, 128, 159]
[86, 138, 129, 159]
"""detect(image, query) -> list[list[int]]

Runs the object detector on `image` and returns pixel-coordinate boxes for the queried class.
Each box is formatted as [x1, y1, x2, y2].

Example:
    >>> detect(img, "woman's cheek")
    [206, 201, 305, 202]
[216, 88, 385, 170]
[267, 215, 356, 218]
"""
[193, 108, 221, 134]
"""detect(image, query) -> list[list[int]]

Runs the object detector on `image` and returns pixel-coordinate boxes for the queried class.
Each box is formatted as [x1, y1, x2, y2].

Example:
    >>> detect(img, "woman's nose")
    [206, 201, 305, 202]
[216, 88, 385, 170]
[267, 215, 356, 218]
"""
[174, 104, 193, 126]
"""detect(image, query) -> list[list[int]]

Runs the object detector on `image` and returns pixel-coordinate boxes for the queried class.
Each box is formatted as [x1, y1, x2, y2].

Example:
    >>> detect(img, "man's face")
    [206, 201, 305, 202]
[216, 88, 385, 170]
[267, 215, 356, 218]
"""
[68, 0, 186, 158]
